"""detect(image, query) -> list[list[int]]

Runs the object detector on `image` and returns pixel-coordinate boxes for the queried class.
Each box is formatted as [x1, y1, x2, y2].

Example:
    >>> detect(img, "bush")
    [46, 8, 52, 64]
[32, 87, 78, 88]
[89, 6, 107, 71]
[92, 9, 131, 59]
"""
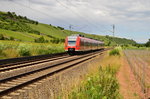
[19, 48, 31, 56]
[9, 36, 15, 40]
[68, 66, 121, 99]
[145, 39, 150, 47]
[0, 34, 5, 40]
[34, 36, 48, 43]
[109, 49, 120, 56]
[18, 44, 31, 56]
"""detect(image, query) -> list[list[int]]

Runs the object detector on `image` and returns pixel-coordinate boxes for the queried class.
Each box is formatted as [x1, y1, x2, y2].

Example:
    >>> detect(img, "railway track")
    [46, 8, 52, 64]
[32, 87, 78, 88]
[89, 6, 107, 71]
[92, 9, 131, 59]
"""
[0, 50, 106, 98]
[0, 52, 67, 68]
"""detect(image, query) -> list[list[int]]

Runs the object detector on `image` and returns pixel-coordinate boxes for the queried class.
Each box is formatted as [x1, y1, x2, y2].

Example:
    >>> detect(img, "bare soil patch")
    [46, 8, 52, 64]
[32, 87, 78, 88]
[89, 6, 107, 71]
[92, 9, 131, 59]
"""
[117, 56, 145, 99]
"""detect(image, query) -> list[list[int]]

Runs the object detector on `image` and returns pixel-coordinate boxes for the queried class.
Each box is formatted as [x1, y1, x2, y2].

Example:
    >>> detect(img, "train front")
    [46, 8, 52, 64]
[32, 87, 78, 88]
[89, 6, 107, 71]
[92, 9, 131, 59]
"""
[65, 35, 79, 55]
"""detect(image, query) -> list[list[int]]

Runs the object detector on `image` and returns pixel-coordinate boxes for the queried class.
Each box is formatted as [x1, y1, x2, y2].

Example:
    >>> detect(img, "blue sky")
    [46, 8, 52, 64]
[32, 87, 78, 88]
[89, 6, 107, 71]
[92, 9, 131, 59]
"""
[0, 0, 150, 43]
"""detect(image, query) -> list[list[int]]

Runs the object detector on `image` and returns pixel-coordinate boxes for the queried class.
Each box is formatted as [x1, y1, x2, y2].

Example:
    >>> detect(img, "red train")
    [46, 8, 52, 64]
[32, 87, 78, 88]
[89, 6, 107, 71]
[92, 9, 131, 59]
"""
[65, 34, 104, 55]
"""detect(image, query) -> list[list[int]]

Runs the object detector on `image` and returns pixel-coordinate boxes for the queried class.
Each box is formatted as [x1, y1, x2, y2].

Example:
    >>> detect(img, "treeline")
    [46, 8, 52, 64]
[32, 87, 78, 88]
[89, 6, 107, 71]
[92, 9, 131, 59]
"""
[0, 11, 40, 34]
[145, 39, 150, 47]
[105, 35, 136, 45]
[130, 39, 150, 48]
[49, 24, 64, 30]
[84, 34, 136, 46]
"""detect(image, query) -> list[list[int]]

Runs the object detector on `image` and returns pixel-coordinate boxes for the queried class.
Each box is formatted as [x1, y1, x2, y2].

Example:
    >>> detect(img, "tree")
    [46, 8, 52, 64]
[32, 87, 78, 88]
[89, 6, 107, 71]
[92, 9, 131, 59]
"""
[145, 39, 150, 47]
[35, 21, 38, 25]
[7, 11, 13, 18]
[57, 26, 64, 30]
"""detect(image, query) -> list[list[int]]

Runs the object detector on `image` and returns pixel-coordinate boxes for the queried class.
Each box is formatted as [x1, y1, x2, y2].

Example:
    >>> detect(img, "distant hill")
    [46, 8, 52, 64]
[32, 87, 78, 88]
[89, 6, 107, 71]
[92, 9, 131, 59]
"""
[0, 11, 136, 45]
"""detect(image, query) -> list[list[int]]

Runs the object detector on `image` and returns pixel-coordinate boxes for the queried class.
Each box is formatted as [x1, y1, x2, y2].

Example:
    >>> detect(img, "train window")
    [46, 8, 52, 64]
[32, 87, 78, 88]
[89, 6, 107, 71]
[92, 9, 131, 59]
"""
[68, 41, 76, 46]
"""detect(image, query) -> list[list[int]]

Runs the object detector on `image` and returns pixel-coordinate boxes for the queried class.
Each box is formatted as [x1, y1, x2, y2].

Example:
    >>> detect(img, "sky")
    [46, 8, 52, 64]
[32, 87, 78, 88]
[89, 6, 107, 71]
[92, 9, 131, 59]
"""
[0, 0, 150, 43]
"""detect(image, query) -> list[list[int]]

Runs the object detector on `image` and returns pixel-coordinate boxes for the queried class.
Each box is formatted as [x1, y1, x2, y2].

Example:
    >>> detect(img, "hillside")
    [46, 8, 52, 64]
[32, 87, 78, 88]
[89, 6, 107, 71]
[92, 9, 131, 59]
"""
[0, 11, 136, 45]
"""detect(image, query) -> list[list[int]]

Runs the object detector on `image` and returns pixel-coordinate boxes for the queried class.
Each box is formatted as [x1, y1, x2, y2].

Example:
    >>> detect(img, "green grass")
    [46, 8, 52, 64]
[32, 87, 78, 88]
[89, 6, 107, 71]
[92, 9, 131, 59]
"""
[0, 40, 64, 59]
[0, 29, 35, 41]
[28, 33, 52, 40]
[29, 23, 70, 39]
[109, 49, 120, 56]
[66, 66, 121, 99]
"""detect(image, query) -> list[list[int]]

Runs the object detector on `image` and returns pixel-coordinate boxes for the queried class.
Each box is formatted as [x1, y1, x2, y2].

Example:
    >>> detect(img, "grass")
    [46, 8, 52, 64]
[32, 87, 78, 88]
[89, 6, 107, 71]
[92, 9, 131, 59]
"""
[109, 48, 121, 56]
[0, 28, 53, 42]
[68, 66, 121, 99]
[0, 28, 35, 41]
[59, 50, 122, 99]
[28, 33, 52, 40]
[29, 23, 70, 39]
[0, 40, 64, 59]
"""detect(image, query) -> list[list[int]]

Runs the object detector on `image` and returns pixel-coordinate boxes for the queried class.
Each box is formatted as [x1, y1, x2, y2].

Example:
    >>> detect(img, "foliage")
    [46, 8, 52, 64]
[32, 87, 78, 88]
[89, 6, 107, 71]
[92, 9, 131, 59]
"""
[0, 41, 64, 59]
[50, 38, 65, 44]
[68, 66, 121, 99]
[0, 34, 5, 40]
[109, 49, 120, 56]
[0, 34, 15, 41]
[57, 26, 64, 30]
[34, 36, 49, 43]
[18, 44, 31, 56]
[145, 39, 150, 47]
[0, 11, 40, 34]
[105, 35, 136, 46]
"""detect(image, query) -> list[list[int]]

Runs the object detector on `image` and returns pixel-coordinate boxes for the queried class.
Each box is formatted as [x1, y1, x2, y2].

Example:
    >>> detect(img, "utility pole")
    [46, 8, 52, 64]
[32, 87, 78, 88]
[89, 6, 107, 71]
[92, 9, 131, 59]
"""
[112, 24, 115, 37]
[69, 25, 73, 31]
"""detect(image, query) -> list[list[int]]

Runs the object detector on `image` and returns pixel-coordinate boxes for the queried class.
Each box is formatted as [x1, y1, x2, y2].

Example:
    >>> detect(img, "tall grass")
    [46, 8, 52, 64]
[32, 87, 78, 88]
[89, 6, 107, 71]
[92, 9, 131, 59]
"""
[64, 65, 121, 99]
[109, 47, 121, 56]
[0, 40, 64, 59]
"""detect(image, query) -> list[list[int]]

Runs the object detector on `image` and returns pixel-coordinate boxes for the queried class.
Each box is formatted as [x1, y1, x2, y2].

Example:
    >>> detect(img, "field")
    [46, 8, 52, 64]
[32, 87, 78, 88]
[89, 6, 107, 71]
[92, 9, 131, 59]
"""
[0, 40, 64, 59]
[124, 50, 150, 97]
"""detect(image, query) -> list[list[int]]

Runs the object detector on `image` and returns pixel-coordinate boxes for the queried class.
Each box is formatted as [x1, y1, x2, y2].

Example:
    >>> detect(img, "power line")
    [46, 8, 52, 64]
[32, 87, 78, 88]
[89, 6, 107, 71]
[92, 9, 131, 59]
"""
[65, 0, 110, 32]
[6, 0, 108, 34]
[113, 24, 115, 37]
[9, 0, 72, 26]
[55, 0, 106, 33]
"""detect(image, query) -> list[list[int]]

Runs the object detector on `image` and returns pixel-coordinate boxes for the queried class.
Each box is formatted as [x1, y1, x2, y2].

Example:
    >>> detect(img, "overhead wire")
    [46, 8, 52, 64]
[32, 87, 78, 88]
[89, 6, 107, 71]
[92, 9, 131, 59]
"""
[7, 0, 72, 26]
[5, 0, 108, 34]
[66, 0, 111, 33]
[55, 0, 106, 33]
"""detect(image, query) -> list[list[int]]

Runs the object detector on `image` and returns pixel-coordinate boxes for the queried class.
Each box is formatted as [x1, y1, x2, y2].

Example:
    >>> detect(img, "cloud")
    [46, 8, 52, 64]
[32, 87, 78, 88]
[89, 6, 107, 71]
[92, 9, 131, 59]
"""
[0, 0, 150, 43]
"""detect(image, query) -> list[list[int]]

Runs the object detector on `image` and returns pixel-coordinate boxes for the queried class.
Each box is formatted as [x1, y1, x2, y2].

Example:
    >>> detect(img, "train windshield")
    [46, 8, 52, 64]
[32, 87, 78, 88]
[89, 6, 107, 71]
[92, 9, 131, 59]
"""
[68, 41, 76, 46]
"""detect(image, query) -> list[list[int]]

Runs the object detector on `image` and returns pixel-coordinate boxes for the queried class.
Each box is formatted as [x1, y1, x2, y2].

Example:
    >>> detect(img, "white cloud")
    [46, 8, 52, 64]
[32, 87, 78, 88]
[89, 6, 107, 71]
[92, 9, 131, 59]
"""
[0, 0, 150, 43]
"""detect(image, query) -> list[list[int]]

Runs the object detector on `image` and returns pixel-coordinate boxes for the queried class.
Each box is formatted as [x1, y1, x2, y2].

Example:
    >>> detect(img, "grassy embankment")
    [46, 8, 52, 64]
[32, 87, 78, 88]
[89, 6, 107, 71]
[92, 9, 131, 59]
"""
[0, 40, 64, 59]
[59, 48, 123, 99]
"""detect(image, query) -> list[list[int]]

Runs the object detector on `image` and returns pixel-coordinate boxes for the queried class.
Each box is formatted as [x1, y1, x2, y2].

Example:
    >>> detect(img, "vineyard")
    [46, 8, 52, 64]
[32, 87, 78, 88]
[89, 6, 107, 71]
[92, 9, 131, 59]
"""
[124, 50, 150, 98]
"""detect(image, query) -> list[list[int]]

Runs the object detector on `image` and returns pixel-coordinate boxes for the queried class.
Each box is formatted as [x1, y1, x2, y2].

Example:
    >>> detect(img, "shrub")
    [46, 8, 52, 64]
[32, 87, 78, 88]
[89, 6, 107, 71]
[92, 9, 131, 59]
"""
[68, 66, 121, 99]
[9, 36, 15, 40]
[109, 49, 120, 56]
[18, 44, 31, 56]
[0, 34, 5, 40]
[19, 48, 31, 56]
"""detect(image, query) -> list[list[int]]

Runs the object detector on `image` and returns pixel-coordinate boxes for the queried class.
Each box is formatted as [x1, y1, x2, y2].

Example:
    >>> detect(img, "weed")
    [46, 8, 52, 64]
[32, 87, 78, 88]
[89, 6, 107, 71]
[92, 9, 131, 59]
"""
[68, 66, 121, 99]
[109, 49, 120, 56]
[18, 44, 31, 56]
[0, 41, 64, 59]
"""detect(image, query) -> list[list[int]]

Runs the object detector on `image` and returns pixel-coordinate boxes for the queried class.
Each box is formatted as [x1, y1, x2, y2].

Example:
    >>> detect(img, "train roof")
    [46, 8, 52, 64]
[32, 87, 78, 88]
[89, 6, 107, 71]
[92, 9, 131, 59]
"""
[68, 34, 104, 44]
